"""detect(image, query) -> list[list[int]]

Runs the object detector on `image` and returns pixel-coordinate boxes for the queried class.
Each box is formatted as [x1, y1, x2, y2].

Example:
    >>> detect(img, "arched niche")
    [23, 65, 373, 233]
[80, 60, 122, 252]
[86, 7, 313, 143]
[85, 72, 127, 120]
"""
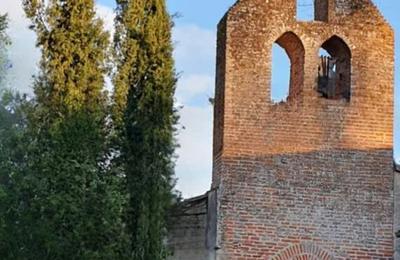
[317, 35, 352, 101]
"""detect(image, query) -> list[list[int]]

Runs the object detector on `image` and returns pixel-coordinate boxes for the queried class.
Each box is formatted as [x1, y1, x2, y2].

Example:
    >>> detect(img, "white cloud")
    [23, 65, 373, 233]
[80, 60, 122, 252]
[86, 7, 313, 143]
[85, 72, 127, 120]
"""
[95, 4, 115, 38]
[173, 24, 216, 75]
[172, 24, 217, 198]
[175, 105, 213, 198]
[0, 1, 114, 94]
[176, 74, 214, 105]
[94, 4, 115, 92]
[1, 0, 39, 94]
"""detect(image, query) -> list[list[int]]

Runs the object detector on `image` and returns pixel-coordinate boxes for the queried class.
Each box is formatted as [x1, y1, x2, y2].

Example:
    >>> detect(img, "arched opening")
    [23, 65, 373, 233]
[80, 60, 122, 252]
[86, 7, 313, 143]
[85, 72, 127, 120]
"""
[297, 0, 315, 21]
[317, 35, 351, 101]
[271, 32, 305, 103]
[271, 43, 290, 103]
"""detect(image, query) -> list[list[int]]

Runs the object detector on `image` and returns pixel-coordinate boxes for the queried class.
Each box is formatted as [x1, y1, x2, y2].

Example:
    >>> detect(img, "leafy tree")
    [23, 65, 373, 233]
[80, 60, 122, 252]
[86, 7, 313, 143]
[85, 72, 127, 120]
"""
[5, 0, 131, 258]
[0, 16, 25, 258]
[113, 0, 179, 259]
[0, 89, 34, 258]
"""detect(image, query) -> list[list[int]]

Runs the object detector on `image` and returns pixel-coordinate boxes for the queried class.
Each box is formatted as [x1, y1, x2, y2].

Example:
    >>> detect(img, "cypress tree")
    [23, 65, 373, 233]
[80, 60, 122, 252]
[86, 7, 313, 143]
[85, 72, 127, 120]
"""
[113, 0, 178, 258]
[19, 1, 129, 258]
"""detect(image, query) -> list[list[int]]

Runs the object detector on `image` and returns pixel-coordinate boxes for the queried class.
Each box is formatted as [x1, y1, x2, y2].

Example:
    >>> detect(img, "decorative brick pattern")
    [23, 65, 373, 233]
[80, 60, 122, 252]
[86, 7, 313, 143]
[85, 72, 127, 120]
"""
[271, 242, 335, 260]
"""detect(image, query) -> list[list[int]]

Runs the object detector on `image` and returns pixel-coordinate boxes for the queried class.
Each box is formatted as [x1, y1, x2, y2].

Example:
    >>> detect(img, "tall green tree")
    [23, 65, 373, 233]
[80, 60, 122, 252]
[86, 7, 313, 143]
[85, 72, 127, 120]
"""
[16, 1, 130, 258]
[113, 0, 178, 259]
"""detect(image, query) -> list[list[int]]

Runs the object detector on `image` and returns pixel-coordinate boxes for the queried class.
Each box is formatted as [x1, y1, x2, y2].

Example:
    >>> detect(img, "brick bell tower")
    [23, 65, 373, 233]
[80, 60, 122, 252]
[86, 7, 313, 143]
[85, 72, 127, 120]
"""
[212, 0, 395, 259]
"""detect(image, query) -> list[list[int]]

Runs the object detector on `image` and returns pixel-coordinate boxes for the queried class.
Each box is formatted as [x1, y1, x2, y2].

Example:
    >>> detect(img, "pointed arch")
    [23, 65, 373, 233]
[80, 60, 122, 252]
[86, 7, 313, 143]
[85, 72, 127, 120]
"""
[272, 31, 305, 102]
[317, 35, 352, 100]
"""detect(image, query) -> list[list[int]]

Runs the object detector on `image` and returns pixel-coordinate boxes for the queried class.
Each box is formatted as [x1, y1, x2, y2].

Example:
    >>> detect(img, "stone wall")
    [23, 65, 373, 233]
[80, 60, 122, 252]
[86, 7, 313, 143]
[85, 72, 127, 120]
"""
[212, 0, 395, 259]
[167, 191, 218, 260]
[167, 194, 208, 260]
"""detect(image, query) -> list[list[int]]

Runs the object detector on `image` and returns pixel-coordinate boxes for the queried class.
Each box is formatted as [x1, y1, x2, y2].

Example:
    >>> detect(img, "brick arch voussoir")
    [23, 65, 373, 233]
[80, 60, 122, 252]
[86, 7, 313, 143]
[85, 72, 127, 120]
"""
[274, 31, 305, 63]
[320, 34, 352, 59]
[292, 254, 320, 260]
[270, 242, 335, 260]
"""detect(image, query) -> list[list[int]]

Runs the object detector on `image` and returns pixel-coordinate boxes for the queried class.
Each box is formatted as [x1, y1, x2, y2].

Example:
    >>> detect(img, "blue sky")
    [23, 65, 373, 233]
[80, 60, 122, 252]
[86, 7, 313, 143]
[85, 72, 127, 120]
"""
[1, 0, 399, 198]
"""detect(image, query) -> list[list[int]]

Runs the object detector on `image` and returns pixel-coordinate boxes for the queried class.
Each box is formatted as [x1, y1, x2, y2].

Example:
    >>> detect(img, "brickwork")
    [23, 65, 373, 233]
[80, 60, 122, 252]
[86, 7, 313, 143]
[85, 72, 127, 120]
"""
[212, 0, 395, 259]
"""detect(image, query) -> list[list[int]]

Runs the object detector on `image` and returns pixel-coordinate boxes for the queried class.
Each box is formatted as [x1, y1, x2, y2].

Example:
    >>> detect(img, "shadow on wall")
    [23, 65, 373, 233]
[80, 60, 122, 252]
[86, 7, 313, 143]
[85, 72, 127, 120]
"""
[168, 148, 395, 259]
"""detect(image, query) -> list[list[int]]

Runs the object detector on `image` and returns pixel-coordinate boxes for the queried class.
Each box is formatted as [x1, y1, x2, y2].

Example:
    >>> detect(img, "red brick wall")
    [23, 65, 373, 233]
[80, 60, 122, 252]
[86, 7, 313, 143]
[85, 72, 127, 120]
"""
[212, 0, 395, 258]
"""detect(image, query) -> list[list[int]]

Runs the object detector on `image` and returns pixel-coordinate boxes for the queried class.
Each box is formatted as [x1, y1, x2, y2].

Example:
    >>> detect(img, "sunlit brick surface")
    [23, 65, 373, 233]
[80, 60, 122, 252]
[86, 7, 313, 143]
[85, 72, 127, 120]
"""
[212, 0, 395, 259]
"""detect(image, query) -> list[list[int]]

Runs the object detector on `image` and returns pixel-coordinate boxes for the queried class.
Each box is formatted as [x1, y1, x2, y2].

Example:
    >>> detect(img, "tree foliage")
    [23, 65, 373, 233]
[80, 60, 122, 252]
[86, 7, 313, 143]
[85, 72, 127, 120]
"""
[113, 0, 179, 259]
[0, 0, 180, 258]
[0, 0, 131, 258]
[0, 89, 34, 258]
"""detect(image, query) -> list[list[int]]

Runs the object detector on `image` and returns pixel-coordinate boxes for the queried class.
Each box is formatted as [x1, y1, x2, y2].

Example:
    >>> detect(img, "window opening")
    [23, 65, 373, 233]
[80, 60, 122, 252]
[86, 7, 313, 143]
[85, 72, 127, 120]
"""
[271, 32, 305, 103]
[317, 36, 351, 101]
[297, 0, 315, 21]
[271, 43, 290, 103]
